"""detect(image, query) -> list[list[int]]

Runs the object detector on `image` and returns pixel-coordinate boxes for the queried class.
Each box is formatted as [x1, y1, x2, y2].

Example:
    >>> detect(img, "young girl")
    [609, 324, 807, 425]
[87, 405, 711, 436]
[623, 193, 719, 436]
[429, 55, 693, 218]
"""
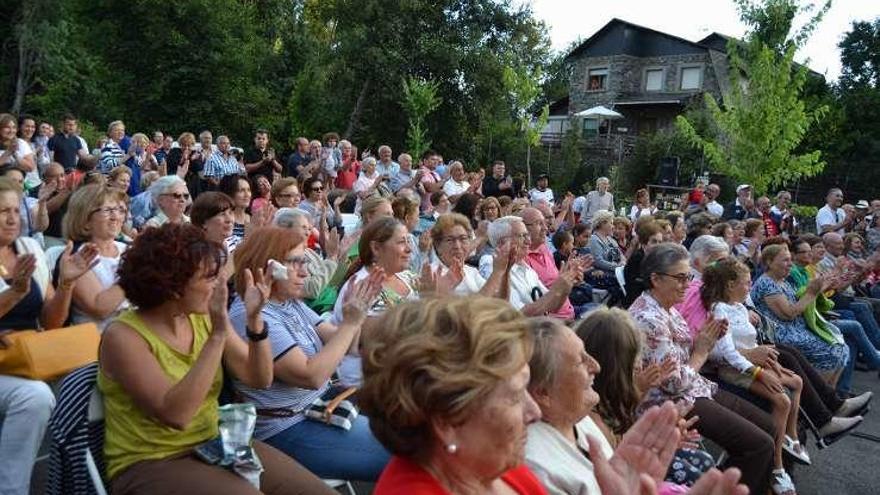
[701, 257, 806, 494]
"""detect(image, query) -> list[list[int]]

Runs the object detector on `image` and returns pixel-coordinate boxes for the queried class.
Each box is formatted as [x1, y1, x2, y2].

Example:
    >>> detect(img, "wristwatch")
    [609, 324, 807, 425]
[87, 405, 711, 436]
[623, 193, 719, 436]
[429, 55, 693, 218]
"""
[245, 323, 270, 342]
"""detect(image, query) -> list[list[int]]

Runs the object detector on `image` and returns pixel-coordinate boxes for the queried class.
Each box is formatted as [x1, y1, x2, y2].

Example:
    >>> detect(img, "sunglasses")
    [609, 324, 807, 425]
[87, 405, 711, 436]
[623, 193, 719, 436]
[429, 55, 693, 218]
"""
[310, 186, 325, 192]
[162, 192, 190, 200]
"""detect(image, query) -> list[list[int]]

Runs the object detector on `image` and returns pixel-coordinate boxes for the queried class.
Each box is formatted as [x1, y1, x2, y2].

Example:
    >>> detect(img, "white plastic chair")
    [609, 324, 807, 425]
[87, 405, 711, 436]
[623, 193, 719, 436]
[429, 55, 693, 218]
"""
[324, 478, 357, 494]
[614, 265, 627, 297]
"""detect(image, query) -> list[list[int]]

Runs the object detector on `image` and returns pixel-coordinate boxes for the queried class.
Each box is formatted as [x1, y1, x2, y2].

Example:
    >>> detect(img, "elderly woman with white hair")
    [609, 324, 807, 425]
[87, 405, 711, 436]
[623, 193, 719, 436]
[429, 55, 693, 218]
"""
[675, 234, 733, 338]
[353, 157, 389, 207]
[479, 216, 583, 317]
[580, 176, 615, 225]
[144, 175, 190, 228]
[273, 207, 339, 301]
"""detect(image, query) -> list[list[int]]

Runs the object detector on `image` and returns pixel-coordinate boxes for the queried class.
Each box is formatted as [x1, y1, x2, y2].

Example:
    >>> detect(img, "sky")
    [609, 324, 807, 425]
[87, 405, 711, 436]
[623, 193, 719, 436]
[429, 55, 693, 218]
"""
[526, 0, 879, 81]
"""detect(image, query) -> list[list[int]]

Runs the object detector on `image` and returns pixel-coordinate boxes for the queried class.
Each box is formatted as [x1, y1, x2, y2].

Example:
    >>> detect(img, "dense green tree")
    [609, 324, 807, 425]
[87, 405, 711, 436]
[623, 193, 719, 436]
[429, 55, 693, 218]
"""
[675, 0, 830, 194]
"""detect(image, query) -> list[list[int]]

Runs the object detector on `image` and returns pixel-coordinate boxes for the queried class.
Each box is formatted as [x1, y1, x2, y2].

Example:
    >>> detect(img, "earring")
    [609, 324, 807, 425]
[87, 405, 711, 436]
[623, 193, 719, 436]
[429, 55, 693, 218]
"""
[446, 443, 457, 454]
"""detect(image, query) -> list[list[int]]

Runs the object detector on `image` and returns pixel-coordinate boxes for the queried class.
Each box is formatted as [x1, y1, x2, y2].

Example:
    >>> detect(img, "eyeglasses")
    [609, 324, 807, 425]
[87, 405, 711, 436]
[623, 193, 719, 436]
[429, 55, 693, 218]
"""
[89, 206, 127, 218]
[657, 272, 694, 284]
[310, 186, 325, 192]
[276, 193, 301, 199]
[441, 235, 472, 246]
[162, 192, 190, 201]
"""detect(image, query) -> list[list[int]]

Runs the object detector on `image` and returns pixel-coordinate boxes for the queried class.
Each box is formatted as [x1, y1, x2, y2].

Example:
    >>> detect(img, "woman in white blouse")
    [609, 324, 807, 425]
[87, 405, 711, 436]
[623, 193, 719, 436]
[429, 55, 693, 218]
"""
[60, 184, 130, 330]
[429, 213, 510, 297]
[441, 161, 477, 202]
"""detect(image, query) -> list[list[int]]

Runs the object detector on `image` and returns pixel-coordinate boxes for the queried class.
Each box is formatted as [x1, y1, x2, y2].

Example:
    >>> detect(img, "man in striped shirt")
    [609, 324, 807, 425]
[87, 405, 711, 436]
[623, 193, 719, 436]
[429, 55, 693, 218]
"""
[203, 135, 243, 187]
[98, 120, 127, 174]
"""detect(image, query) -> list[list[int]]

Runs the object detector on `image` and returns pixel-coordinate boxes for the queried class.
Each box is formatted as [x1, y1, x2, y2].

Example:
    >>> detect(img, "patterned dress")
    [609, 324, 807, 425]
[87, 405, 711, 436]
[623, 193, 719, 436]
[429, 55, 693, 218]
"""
[751, 274, 849, 371]
[629, 292, 717, 413]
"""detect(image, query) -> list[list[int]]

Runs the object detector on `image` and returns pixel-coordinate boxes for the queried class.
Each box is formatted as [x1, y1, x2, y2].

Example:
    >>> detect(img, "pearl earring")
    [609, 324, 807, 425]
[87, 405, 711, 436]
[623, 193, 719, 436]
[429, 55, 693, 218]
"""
[446, 443, 458, 454]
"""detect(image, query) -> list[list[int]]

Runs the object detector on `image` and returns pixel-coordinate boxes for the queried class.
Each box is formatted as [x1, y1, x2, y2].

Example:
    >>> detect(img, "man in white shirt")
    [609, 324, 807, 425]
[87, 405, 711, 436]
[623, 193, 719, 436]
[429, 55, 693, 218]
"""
[816, 188, 851, 235]
[705, 183, 724, 217]
[529, 174, 554, 205]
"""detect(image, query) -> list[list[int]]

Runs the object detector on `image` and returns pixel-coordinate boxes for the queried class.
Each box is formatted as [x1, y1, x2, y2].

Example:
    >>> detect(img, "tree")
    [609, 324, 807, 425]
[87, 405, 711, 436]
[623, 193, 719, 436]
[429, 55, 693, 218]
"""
[401, 77, 442, 159]
[675, 0, 830, 194]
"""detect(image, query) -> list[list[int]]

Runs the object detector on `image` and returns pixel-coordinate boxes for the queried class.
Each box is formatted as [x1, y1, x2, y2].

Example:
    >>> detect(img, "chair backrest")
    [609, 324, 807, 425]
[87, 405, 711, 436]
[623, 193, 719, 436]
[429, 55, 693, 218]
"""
[88, 387, 104, 422]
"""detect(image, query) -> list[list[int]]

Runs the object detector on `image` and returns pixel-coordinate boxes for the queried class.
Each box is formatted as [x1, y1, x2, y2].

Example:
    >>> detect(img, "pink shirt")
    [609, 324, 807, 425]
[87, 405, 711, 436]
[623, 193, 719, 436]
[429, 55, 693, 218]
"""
[525, 243, 575, 320]
[419, 166, 440, 212]
[674, 279, 707, 340]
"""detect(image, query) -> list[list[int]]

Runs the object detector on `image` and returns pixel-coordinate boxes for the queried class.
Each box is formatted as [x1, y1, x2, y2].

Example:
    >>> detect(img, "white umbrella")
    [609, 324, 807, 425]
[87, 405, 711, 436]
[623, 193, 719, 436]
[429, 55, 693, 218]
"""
[574, 105, 623, 119]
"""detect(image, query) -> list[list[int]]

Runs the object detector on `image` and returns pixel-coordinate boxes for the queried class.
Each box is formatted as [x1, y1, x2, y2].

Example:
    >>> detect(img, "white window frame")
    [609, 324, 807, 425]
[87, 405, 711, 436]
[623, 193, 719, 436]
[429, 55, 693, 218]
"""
[644, 67, 664, 92]
[680, 65, 703, 90]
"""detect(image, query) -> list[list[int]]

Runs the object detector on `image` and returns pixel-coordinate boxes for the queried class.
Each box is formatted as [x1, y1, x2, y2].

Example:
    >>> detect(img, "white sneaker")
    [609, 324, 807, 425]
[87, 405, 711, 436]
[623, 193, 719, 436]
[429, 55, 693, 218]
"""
[771, 469, 797, 495]
[782, 435, 811, 465]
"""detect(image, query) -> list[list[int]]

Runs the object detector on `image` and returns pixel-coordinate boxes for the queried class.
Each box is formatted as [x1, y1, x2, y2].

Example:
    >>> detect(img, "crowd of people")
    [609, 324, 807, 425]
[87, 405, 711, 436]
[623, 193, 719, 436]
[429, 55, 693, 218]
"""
[1, 112, 879, 495]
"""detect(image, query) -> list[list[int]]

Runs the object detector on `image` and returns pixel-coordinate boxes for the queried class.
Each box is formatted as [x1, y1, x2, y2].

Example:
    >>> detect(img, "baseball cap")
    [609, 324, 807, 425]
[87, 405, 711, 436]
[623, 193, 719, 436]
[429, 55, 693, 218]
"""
[736, 184, 751, 193]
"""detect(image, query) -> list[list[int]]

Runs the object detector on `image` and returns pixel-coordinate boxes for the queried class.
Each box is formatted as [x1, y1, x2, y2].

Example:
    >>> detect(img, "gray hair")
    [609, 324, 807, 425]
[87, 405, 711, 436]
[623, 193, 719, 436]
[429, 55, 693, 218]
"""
[526, 318, 566, 393]
[149, 175, 186, 208]
[689, 235, 729, 264]
[592, 210, 615, 229]
[641, 242, 689, 287]
[362, 156, 377, 169]
[488, 216, 524, 247]
[272, 208, 311, 229]
[378, 145, 392, 154]
[596, 176, 610, 186]
[107, 120, 124, 134]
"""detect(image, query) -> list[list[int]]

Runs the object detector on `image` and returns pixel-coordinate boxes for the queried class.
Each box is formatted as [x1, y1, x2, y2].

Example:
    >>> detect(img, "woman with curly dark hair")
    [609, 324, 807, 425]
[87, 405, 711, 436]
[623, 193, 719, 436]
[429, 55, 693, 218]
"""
[97, 223, 332, 495]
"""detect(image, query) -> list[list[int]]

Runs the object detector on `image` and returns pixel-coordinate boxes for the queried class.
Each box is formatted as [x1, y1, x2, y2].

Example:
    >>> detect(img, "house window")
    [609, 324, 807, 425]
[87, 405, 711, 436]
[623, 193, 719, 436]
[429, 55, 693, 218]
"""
[680, 66, 702, 90]
[587, 68, 608, 91]
[645, 69, 663, 91]
[583, 118, 599, 136]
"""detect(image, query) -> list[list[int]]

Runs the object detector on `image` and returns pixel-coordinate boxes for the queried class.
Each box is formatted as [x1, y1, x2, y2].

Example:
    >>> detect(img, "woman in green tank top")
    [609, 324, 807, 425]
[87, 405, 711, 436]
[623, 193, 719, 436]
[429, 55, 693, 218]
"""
[98, 223, 332, 495]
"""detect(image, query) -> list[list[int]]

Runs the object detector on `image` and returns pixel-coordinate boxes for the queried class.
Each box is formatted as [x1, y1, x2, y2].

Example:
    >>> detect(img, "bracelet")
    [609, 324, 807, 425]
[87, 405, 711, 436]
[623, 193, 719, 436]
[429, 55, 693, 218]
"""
[59, 279, 74, 291]
[751, 366, 763, 380]
[246, 323, 270, 342]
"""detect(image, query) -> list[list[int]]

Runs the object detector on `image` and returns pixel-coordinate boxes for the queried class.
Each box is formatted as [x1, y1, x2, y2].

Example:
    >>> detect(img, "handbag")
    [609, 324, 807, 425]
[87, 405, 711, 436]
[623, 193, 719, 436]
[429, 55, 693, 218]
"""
[0, 323, 100, 381]
[255, 384, 360, 431]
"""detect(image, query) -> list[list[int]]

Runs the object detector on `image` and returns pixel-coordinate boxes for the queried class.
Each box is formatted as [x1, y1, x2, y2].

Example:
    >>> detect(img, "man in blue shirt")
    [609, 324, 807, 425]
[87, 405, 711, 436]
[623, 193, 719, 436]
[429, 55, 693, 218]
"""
[47, 114, 88, 172]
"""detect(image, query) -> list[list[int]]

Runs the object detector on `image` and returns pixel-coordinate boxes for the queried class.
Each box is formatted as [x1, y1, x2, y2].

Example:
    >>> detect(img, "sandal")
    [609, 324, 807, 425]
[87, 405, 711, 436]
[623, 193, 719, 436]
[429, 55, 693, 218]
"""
[771, 469, 797, 495]
[782, 435, 811, 465]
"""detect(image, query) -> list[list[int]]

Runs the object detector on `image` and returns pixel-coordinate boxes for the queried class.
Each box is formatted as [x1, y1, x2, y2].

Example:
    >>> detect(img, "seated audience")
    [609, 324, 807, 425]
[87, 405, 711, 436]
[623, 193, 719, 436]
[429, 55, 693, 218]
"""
[430, 212, 510, 297]
[229, 227, 390, 480]
[359, 296, 546, 494]
[629, 242, 777, 495]
[61, 184, 130, 330]
[751, 244, 849, 384]
[144, 175, 190, 228]
[98, 223, 332, 494]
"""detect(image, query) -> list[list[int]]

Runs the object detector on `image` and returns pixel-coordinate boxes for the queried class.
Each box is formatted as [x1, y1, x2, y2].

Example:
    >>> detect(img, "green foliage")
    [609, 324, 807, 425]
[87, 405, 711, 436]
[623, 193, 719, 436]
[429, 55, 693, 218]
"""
[676, 0, 829, 195]
[839, 19, 880, 88]
[1, 0, 551, 167]
[401, 77, 442, 159]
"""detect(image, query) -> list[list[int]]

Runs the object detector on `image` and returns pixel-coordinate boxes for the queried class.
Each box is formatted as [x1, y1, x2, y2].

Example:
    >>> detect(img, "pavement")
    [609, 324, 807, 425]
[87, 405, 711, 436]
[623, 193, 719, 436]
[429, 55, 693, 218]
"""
[793, 368, 880, 495]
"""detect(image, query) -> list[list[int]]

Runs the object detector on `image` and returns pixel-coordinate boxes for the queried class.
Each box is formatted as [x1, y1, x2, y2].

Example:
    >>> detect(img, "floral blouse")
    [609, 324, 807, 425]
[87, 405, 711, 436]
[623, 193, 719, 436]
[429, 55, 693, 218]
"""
[629, 292, 717, 412]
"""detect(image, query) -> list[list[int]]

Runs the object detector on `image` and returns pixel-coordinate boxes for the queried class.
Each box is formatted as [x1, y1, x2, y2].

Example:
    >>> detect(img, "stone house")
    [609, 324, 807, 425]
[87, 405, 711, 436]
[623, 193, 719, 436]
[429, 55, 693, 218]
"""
[543, 18, 733, 141]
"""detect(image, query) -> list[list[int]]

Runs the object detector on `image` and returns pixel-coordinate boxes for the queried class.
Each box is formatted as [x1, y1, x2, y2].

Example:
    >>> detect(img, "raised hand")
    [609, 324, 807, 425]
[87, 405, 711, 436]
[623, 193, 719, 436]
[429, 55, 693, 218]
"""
[591, 402, 681, 495]
[694, 315, 727, 355]
[418, 230, 432, 253]
[58, 242, 100, 286]
[10, 253, 37, 294]
[324, 228, 340, 259]
[207, 268, 230, 326]
[492, 238, 512, 273]
[437, 259, 465, 294]
[337, 233, 359, 263]
[242, 267, 270, 320]
[342, 268, 383, 325]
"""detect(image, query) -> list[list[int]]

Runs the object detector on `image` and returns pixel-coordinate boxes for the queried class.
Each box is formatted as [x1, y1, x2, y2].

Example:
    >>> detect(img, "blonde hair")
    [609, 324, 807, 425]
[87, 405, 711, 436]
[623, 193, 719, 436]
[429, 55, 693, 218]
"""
[593, 210, 615, 229]
[431, 213, 473, 247]
[359, 297, 532, 461]
[177, 132, 196, 147]
[63, 185, 129, 241]
[130, 133, 149, 148]
[108, 165, 132, 182]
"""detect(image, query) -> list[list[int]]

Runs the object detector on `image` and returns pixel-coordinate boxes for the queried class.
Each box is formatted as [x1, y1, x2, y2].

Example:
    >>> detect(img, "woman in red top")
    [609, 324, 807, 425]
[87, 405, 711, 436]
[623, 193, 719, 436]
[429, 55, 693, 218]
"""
[359, 296, 546, 495]
[335, 140, 360, 190]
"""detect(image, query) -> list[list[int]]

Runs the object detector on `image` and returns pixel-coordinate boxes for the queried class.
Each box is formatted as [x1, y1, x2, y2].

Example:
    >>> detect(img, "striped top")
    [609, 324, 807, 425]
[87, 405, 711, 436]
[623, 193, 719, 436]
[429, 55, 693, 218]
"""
[204, 152, 242, 179]
[228, 296, 328, 440]
[99, 140, 125, 174]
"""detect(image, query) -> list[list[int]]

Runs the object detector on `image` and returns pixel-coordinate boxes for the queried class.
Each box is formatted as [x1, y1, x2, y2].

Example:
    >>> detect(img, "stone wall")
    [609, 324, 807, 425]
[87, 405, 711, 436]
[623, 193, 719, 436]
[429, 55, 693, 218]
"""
[568, 52, 724, 116]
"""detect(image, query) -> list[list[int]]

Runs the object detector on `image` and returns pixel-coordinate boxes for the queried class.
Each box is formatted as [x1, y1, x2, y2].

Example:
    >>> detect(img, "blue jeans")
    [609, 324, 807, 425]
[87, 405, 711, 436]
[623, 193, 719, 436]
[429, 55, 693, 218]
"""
[848, 301, 880, 348]
[834, 317, 879, 394]
[264, 415, 389, 481]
